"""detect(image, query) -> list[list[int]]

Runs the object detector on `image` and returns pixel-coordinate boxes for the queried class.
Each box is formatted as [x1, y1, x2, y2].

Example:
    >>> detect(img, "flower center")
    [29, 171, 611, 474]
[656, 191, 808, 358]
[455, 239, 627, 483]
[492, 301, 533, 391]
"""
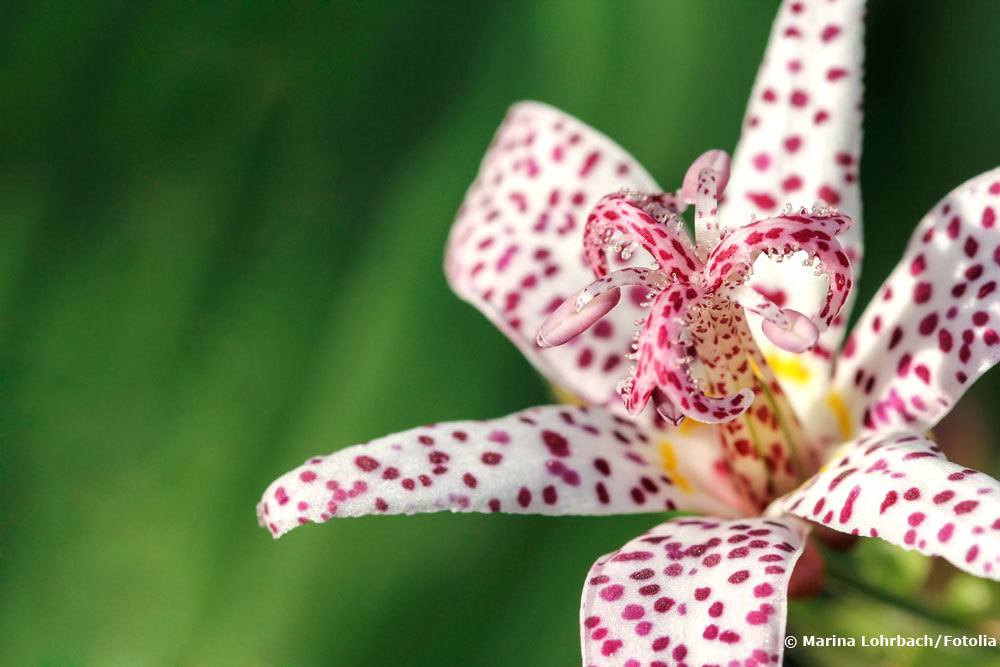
[537, 149, 856, 508]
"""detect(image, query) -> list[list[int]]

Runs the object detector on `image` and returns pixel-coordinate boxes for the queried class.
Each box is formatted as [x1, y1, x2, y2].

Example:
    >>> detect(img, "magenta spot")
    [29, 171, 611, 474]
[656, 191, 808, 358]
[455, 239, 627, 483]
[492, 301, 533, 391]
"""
[600, 584, 624, 601]
[596, 481, 610, 504]
[934, 490, 955, 504]
[654, 597, 675, 613]
[488, 430, 510, 444]
[481, 452, 502, 465]
[600, 639, 622, 657]
[720, 630, 741, 643]
[955, 500, 980, 515]
[427, 450, 449, 465]
[746, 604, 774, 625]
[747, 192, 777, 210]
[919, 312, 939, 336]
[984, 207, 997, 228]
[593, 457, 611, 476]
[593, 320, 613, 338]
[966, 545, 980, 563]
[541, 430, 570, 457]
[728, 570, 750, 584]
[622, 604, 645, 620]
[840, 485, 861, 523]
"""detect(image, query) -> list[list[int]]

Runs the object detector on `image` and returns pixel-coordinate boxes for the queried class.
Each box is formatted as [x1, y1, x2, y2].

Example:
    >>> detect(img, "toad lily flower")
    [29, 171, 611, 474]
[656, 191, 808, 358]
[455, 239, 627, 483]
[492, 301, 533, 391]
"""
[258, 1, 1000, 665]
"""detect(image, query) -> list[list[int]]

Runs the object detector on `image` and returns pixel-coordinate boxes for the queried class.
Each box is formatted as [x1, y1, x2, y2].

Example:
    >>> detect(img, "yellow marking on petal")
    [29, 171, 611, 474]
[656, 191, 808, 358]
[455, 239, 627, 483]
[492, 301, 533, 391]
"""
[677, 417, 708, 435]
[550, 384, 585, 407]
[826, 391, 853, 441]
[659, 440, 693, 494]
[764, 353, 812, 384]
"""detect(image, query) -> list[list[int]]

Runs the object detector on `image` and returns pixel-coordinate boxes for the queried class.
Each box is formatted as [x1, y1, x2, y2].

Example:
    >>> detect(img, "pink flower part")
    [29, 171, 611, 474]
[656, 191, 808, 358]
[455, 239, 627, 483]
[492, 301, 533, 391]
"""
[582, 192, 699, 282]
[761, 308, 819, 353]
[542, 171, 853, 422]
[686, 150, 731, 260]
[257, 405, 738, 539]
[541, 165, 851, 507]
[723, 0, 866, 422]
[681, 149, 731, 206]
[832, 168, 1000, 437]
[769, 432, 1000, 580]
[537, 283, 622, 348]
[624, 281, 754, 424]
[581, 517, 806, 667]
[445, 101, 661, 408]
[705, 211, 854, 333]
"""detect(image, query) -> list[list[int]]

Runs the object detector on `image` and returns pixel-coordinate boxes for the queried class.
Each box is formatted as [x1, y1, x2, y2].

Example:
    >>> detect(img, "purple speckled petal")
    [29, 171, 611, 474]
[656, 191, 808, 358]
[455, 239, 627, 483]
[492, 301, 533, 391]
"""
[258, 405, 740, 539]
[580, 517, 806, 667]
[445, 101, 661, 407]
[722, 0, 865, 428]
[769, 431, 1000, 581]
[831, 168, 1000, 437]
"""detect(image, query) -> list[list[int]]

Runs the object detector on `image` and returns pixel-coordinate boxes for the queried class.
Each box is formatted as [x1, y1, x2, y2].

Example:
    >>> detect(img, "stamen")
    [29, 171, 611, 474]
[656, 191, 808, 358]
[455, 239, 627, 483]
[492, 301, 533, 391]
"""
[682, 150, 730, 262]
[760, 308, 819, 353]
[704, 211, 854, 333]
[536, 268, 666, 348]
[623, 284, 755, 423]
[582, 192, 701, 279]
[727, 285, 819, 352]
[680, 149, 730, 205]
[536, 290, 619, 349]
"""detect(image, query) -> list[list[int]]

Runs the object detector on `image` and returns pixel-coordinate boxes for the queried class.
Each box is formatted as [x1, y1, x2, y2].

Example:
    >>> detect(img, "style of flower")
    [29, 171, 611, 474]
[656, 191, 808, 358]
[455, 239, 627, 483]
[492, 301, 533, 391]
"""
[257, 1, 1000, 665]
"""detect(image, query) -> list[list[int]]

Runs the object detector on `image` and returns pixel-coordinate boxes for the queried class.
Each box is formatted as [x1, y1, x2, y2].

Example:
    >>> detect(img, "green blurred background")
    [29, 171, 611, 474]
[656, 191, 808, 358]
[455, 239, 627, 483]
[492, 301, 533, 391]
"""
[1, 1, 999, 665]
